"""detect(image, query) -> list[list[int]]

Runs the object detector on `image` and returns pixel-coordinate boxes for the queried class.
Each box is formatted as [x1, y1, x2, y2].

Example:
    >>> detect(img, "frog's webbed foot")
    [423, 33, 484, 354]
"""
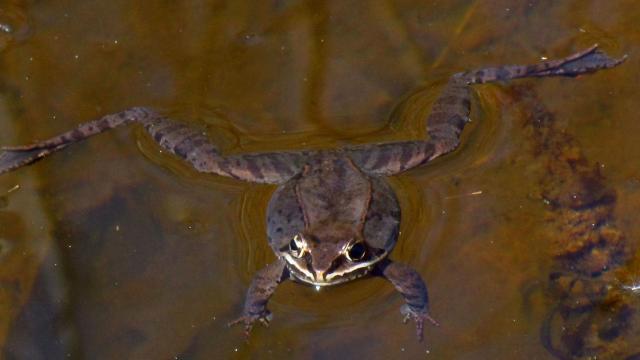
[0, 144, 66, 175]
[534, 44, 627, 77]
[461, 44, 627, 84]
[228, 309, 273, 339]
[400, 304, 440, 342]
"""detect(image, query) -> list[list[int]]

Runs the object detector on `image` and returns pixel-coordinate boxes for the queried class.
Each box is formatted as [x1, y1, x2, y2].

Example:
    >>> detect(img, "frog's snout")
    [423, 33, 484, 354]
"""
[310, 244, 340, 281]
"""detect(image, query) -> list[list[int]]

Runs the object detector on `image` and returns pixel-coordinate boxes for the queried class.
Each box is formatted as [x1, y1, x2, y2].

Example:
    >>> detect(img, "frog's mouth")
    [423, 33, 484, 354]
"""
[282, 253, 384, 287]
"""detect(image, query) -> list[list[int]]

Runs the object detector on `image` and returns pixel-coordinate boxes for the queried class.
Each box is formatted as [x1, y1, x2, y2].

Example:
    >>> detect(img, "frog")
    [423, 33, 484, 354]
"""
[0, 45, 625, 341]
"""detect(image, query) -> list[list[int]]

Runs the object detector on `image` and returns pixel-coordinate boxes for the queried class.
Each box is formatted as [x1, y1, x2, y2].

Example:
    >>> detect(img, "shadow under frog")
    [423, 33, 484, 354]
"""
[0, 45, 626, 341]
[511, 85, 638, 360]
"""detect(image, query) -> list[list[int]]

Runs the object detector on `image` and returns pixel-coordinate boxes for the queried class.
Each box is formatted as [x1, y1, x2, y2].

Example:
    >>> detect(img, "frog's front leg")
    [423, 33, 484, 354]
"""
[374, 259, 439, 342]
[229, 258, 289, 338]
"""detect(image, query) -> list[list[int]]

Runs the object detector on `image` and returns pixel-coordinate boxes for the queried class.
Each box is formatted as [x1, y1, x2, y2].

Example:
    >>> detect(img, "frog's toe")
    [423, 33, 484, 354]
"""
[258, 311, 273, 327]
[399, 304, 439, 342]
[228, 309, 273, 339]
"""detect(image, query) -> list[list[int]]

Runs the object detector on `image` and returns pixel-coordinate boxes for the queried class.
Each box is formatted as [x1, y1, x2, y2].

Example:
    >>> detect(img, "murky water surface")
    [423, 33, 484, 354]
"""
[0, 1, 639, 359]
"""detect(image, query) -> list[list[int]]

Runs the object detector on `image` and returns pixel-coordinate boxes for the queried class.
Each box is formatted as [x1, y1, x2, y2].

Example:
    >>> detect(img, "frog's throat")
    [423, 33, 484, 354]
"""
[281, 252, 387, 286]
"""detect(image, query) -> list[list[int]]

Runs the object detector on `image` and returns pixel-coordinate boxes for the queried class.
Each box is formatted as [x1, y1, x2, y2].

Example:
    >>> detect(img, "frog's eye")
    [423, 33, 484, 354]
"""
[346, 242, 366, 262]
[289, 234, 306, 258]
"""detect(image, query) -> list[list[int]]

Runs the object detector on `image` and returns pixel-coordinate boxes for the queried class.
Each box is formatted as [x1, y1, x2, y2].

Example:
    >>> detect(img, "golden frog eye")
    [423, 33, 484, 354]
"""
[289, 234, 306, 258]
[346, 242, 366, 262]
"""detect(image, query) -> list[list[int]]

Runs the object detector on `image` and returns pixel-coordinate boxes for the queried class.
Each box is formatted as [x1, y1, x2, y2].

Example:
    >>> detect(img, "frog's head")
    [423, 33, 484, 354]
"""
[266, 177, 400, 287]
[278, 224, 388, 286]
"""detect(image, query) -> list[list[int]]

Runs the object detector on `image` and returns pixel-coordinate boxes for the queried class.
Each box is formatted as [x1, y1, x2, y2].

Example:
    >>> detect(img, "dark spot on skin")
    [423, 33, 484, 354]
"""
[187, 138, 206, 151]
[162, 123, 185, 136]
[426, 111, 448, 128]
[174, 134, 198, 158]
[97, 118, 111, 131]
[366, 212, 382, 221]
[526, 64, 538, 74]
[399, 144, 415, 169]
[450, 114, 467, 129]
[497, 68, 510, 80]
[286, 213, 298, 223]
[439, 94, 462, 106]
[461, 96, 471, 109]
[204, 147, 219, 157]
[371, 148, 391, 171]
[153, 131, 164, 143]
[245, 157, 264, 180]
[271, 156, 292, 177]
[218, 159, 233, 176]
[71, 128, 84, 140]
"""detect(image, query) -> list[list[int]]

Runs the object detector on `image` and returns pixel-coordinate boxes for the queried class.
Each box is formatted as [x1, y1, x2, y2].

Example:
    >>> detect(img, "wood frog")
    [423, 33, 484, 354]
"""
[0, 45, 625, 341]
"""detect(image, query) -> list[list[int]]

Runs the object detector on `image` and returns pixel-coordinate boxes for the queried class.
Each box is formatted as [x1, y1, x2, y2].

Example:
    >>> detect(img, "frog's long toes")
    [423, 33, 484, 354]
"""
[415, 320, 425, 342]
[259, 317, 270, 327]
[426, 314, 440, 327]
[243, 323, 254, 338]
[1, 144, 39, 151]
[227, 317, 243, 328]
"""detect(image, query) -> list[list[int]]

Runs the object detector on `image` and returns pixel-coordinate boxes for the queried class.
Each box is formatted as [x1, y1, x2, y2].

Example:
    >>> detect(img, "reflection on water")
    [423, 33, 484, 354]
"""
[0, 1, 639, 359]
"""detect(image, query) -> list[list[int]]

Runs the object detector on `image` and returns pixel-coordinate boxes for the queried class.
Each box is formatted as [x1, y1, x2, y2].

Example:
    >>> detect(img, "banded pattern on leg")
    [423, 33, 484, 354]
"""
[142, 117, 307, 183]
[425, 78, 471, 158]
[347, 141, 436, 176]
[459, 45, 627, 85]
[345, 45, 625, 176]
[426, 45, 626, 159]
[1, 107, 307, 184]
[0, 107, 149, 175]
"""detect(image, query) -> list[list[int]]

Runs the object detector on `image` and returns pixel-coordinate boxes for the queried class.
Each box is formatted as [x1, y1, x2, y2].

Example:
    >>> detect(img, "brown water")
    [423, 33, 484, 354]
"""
[0, 1, 639, 359]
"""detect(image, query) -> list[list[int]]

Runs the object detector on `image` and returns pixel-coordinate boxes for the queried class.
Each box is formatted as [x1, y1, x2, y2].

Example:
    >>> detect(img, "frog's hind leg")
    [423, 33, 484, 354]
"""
[1, 106, 306, 183]
[0, 107, 149, 175]
[347, 45, 626, 176]
[0, 144, 66, 174]
[427, 45, 626, 160]
[460, 44, 627, 84]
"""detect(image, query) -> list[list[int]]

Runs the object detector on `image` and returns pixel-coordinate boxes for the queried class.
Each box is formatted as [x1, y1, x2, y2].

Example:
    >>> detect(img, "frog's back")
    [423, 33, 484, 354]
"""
[296, 152, 372, 229]
[267, 151, 399, 254]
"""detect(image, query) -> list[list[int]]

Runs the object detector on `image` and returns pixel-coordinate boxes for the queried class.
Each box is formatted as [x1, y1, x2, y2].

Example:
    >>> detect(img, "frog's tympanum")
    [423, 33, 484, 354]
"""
[0, 45, 625, 341]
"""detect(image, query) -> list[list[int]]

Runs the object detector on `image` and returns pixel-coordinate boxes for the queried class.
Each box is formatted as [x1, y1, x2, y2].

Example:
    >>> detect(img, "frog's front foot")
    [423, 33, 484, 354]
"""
[228, 309, 273, 339]
[400, 304, 440, 342]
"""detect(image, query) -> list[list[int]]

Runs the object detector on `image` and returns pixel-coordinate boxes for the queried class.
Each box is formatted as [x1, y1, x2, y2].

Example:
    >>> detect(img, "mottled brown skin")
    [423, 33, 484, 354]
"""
[512, 86, 637, 360]
[0, 45, 626, 342]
